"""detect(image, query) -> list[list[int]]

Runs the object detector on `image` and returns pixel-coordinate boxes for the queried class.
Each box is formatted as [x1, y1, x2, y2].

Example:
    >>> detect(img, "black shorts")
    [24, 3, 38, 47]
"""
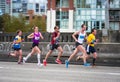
[86, 45, 96, 55]
[32, 43, 39, 48]
[14, 48, 21, 51]
[50, 44, 60, 50]
[75, 42, 82, 48]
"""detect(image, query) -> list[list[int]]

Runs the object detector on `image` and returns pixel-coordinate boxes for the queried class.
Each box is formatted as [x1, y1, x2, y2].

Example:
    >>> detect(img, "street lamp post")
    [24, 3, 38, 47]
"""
[59, 8, 62, 28]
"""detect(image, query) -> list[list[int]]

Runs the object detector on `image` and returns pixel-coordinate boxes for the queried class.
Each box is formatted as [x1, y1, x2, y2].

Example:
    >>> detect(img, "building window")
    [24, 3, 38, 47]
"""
[61, 0, 69, 7]
[41, 9, 45, 12]
[28, 3, 33, 10]
[36, 3, 39, 8]
[36, 3, 39, 12]
[75, 0, 105, 32]
[110, 22, 119, 30]
[56, 0, 69, 8]
[61, 11, 69, 19]
[109, 0, 120, 8]
[61, 20, 68, 29]
[56, 10, 69, 29]
[109, 10, 120, 21]
[56, 0, 60, 8]
[76, 0, 105, 8]
[56, 10, 60, 19]
[36, 9, 39, 12]
[12, 0, 21, 3]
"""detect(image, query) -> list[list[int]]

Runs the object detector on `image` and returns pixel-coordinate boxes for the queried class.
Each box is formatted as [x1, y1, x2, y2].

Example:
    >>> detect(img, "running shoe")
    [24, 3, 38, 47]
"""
[37, 63, 43, 67]
[7, 52, 10, 57]
[92, 63, 96, 67]
[23, 57, 26, 64]
[18, 62, 22, 64]
[43, 60, 47, 66]
[65, 60, 69, 68]
[76, 56, 81, 61]
[83, 63, 91, 66]
[55, 59, 62, 64]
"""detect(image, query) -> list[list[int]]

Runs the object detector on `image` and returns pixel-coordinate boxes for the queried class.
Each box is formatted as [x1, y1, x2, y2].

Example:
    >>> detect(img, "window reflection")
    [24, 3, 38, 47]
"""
[75, 0, 106, 31]
[109, 0, 120, 8]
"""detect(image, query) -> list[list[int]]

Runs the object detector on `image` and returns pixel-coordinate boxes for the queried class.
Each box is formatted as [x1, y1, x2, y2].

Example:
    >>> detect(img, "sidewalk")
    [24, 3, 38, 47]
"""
[0, 51, 120, 67]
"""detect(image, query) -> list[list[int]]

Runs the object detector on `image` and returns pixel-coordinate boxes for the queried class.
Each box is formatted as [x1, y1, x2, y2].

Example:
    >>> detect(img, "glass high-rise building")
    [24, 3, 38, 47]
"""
[109, 0, 120, 30]
[46, 0, 119, 32]
[0, 0, 11, 15]
[0, 0, 47, 16]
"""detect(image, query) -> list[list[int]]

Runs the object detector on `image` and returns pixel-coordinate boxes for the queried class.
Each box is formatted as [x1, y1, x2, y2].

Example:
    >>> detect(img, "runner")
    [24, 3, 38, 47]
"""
[23, 26, 44, 67]
[65, 24, 90, 68]
[8, 30, 23, 64]
[43, 26, 63, 66]
[86, 28, 98, 66]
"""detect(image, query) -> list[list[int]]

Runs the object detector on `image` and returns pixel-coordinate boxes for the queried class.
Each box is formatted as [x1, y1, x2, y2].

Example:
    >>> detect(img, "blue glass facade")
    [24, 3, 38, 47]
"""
[74, 0, 106, 32]
[109, 0, 120, 30]
[55, 0, 106, 32]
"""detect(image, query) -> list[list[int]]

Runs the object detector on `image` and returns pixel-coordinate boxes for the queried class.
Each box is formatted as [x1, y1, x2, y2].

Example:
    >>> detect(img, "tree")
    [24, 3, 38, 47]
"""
[26, 15, 46, 32]
[1, 14, 46, 32]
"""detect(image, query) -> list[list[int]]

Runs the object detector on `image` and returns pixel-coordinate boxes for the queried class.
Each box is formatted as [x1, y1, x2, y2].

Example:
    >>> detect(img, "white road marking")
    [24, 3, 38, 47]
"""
[2, 66, 120, 76]
[0, 67, 4, 69]
[108, 73, 120, 75]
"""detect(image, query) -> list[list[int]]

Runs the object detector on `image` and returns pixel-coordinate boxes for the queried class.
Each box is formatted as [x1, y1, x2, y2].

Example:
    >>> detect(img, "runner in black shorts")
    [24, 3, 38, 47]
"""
[32, 43, 39, 48]
[9, 30, 23, 64]
[75, 42, 82, 48]
[65, 24, 90, 68]
[23, 26, 44, 67]
[86, 45, 96, 55]
[86, 28, 99, 66]
[50, 44, 60, 50]
[43, 26, 63, 66]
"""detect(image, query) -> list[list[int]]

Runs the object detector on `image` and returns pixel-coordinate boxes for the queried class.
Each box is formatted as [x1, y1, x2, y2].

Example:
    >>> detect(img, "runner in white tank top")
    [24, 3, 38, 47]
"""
[65, 24, 90, 68]
[77, 31, 86, 44]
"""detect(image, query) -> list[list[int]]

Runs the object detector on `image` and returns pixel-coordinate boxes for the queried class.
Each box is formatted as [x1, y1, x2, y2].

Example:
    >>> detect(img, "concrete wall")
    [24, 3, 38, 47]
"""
[0, 42, 120, 59]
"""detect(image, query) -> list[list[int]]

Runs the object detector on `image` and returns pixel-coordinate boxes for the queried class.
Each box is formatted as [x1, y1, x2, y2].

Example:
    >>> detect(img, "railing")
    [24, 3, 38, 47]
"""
[0, 32, 74, 42]
[0, 30, 120, 43]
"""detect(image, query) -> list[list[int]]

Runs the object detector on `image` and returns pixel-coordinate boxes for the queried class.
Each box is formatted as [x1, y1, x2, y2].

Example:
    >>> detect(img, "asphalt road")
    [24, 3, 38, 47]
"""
[0, 62, 120, 82]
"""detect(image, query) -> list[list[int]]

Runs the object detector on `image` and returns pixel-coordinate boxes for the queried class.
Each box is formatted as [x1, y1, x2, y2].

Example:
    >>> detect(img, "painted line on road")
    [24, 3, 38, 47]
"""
[2, 66, 120, 76]
[0, 62, 120, 76]
[0, 67, 4, 69]
[108, 73, 120, 75]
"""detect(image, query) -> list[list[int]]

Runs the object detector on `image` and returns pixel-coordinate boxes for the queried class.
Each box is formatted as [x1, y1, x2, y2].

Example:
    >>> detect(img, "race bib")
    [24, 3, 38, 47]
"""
[35, 36, 40, 40]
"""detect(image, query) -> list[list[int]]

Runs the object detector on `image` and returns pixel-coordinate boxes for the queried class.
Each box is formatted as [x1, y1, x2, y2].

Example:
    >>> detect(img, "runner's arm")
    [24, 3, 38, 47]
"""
[40, 33, 44, 40]
[27, 33, 34, 39]
[72, 31, 79, 42]
[54, 32, 60, 40]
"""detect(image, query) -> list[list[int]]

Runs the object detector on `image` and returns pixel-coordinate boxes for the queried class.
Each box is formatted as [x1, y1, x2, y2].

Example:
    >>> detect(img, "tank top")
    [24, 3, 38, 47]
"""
[51, 32, 59, 44]
[32, 32, 41, 44]
[13, 35, 22, 49]
[77, 31, 86, 44]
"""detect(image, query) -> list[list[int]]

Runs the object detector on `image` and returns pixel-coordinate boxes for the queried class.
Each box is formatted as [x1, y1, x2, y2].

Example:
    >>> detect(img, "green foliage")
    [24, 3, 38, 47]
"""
[0, 16, 4, 31]
[1, 14, 46, 32]
[26, 15, 46, 32]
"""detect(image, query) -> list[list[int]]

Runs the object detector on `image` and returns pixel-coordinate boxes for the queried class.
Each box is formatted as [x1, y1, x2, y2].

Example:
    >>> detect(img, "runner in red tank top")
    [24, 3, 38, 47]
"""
[43, 26, 63, 66]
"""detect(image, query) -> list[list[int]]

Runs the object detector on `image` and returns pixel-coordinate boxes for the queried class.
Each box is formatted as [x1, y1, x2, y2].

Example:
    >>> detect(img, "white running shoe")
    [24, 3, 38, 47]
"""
[37, 63, 43, 67]
[23, 57, 26, 64]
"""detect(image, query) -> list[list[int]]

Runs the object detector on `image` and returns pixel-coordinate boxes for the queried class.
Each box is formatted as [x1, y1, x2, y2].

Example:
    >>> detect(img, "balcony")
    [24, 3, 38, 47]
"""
[109, 15, 120, 22]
